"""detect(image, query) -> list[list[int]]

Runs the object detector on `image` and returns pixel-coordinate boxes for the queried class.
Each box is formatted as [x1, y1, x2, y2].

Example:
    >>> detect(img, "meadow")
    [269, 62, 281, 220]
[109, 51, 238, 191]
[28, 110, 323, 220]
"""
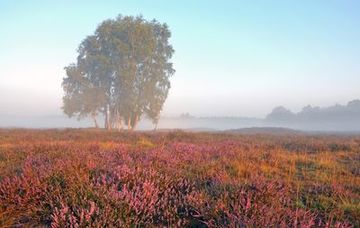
[0, 129, 359, 227]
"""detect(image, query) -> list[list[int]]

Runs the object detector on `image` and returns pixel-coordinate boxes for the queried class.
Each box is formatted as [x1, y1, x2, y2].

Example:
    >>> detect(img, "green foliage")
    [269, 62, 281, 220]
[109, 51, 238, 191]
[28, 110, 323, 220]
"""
[62, 15, 175, 129]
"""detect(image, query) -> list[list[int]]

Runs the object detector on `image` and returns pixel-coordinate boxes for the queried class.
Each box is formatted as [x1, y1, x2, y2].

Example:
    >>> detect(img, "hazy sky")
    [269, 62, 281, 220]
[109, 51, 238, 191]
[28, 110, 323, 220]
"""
[1, 0, 360, 118]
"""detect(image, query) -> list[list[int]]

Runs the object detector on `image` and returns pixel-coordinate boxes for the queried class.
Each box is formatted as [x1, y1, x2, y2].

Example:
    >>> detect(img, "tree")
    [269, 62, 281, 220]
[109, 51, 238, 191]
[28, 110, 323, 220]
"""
[62, 15, 175, 130]
[62, 64, 107, 128]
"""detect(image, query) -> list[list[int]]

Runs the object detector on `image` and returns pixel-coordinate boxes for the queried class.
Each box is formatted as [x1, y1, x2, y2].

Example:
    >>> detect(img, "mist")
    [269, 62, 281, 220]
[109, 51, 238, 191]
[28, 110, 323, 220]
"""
[1, 1, 360, 132]
[1, 99, 359, 132]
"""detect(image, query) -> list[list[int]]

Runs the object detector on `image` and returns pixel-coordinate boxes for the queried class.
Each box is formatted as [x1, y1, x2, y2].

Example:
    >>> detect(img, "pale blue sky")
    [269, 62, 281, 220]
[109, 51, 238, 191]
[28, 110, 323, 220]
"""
[0, 0, 359, 117]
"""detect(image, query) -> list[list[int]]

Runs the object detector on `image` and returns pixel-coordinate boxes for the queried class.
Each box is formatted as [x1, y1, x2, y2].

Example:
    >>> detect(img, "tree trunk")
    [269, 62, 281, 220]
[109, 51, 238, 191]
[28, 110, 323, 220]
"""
[104, 110, 108, 129]
[107, 105, 111, 130]
[104, 104, 111, 130]
[117, 119, 123, 131]
[132, 114, 139, 131]
[115, 109, 123, 131]
[127, 117, 132, 131]
[154, 122, 158, 131]
[153, 116, 160, 131]
[92, 114, 99, 128]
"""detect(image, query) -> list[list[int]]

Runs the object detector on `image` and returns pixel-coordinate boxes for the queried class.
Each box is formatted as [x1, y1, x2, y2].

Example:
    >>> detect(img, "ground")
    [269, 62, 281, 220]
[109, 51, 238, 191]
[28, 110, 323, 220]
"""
[0, 129, 359, 227]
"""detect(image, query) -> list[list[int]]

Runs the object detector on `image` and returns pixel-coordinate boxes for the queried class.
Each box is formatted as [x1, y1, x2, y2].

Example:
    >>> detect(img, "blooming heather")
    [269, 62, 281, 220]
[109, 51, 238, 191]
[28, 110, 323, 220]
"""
[0, 129, 359, 227]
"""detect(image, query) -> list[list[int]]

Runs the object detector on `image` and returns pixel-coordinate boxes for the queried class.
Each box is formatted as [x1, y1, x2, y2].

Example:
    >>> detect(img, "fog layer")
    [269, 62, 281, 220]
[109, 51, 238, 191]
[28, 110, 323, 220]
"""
[1, 99, 359, 132]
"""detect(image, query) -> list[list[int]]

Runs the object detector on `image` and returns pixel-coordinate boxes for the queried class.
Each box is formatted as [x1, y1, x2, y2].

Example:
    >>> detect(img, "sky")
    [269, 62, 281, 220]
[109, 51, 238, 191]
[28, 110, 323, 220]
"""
[1, 0, 360, 118]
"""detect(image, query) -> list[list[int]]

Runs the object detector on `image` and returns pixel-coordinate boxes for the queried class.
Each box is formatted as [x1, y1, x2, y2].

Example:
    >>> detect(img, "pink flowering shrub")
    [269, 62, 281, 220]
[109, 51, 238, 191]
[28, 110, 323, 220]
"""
[0, 129, 358, 227]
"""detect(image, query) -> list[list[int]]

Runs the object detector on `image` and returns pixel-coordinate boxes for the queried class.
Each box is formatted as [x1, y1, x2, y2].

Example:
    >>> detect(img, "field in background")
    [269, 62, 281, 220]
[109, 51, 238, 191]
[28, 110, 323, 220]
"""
[0, 129, 359, 227]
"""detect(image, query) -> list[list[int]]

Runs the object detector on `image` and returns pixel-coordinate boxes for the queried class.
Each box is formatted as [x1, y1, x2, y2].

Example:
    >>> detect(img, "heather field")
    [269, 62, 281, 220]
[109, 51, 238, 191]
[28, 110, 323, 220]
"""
[0, 129, 359, 227]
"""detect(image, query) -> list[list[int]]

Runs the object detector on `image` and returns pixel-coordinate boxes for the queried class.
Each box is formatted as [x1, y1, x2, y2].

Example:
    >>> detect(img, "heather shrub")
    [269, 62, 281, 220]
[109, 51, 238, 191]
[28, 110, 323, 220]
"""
[0, 129, 358, 227]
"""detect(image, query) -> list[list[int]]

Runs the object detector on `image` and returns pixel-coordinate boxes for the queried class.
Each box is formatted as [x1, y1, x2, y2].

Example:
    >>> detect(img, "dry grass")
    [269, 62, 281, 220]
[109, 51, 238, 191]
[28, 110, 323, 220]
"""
[0, 129, 359, 227]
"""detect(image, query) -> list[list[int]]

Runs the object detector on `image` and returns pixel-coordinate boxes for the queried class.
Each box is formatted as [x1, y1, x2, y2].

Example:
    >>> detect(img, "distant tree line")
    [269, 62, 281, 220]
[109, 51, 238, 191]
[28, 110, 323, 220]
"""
[62, 15, 175, 130]
[266, 100, 360, 123]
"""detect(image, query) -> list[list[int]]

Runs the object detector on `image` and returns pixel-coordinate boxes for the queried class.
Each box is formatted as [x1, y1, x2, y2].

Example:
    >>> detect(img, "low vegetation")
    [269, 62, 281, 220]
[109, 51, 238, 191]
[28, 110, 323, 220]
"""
[0, 129, 359, 227]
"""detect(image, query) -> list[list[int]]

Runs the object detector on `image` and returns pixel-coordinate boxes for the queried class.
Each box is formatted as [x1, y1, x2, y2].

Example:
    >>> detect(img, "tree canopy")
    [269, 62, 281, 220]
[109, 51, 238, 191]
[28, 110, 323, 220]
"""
[62, 15, 175, 130]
